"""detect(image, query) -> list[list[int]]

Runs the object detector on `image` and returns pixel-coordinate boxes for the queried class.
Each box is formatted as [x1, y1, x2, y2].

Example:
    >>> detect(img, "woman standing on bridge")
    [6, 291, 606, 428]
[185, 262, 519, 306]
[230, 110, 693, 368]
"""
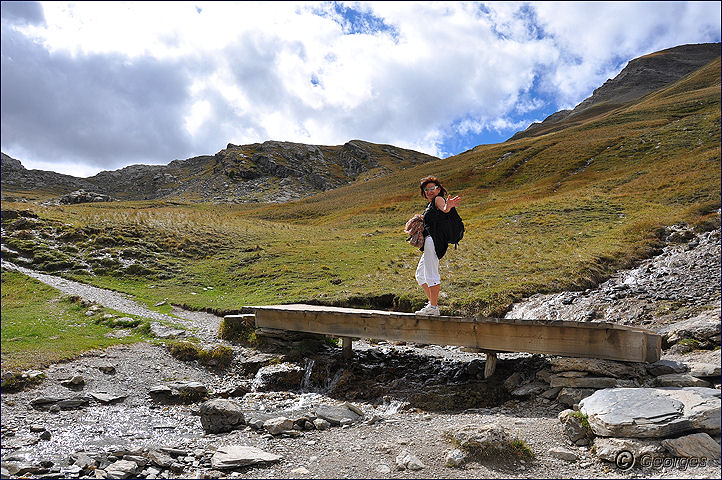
[414, 176, 461, 315]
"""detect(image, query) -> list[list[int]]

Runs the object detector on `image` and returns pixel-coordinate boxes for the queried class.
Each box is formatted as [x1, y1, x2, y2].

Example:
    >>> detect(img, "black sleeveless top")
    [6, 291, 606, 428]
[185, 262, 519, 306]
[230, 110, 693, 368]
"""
[422, 197, 449, 259]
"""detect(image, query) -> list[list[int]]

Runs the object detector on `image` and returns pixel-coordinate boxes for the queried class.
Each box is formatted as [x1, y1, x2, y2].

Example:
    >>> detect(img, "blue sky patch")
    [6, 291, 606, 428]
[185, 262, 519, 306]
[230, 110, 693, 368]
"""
[313, 2, 399, 40]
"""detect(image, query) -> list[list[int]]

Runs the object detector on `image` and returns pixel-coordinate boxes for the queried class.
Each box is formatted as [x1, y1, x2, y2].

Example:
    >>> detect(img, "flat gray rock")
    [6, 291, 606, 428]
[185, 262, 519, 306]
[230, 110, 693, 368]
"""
[210, 445, 281, 469]
[580, 387, 721, 438]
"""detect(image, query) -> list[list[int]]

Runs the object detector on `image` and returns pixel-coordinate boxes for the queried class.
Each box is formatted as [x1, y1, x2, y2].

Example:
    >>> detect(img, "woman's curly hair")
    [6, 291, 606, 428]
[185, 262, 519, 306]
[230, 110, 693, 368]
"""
[419, 176, 448, 199]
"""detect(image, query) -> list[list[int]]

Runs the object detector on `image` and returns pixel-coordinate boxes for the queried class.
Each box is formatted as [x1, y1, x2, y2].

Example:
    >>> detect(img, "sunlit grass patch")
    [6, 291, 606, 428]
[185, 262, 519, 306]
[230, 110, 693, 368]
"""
[1, 270, 145, 372]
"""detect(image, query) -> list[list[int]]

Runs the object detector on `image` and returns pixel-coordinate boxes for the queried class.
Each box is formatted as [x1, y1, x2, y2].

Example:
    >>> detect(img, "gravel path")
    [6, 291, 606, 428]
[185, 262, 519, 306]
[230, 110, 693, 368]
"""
[1, 261, 222, 344]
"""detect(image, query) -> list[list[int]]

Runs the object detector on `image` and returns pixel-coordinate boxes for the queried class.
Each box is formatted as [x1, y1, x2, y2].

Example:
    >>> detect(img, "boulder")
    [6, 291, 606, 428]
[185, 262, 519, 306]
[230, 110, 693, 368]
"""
[198, 399, 245, 433]
[580, 387, 720, 438]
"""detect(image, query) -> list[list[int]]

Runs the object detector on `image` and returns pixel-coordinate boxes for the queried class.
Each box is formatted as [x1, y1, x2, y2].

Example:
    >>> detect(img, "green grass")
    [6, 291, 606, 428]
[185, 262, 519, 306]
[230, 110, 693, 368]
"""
[0, 270, 145, 372]
[1, 58, 720, 321]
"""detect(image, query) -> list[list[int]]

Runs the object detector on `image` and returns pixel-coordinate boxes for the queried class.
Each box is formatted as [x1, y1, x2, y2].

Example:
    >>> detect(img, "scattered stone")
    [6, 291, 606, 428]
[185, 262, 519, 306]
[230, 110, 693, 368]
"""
[548, 446, 577, 461]
[395, 449, 425, 471]
[264, 417, 294, 435]
[210, 445, 281, 469]
[375, 463, 392, 473]
[147, 450, 174, 468]
[60, 375, 85, 389]
[313, 418, 330, 431]
[661, 432, 721, 460]
[150, 323, 186, 339]
[659, 307, 721, 347]
[580, 387, 721, 438]
[105, 459, 138, 479]
[98, 365, 117, 375]
[89, 392, 127, 404]
[290, 466, 311, 475]
[444, 448, 467, 467]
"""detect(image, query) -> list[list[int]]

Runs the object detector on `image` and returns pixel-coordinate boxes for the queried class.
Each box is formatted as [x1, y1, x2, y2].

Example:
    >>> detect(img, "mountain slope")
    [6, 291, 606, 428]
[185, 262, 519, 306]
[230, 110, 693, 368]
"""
[510, 42, 721, 141]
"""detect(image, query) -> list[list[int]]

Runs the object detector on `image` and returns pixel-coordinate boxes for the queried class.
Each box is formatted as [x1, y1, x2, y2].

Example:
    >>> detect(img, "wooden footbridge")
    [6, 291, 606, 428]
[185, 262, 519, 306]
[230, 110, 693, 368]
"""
[229, 304, 661, 377]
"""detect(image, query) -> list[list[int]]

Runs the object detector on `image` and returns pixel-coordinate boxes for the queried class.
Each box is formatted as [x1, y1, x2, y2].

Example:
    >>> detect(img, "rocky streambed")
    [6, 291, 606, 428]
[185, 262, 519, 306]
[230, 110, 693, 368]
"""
[1, 226, 720, 479]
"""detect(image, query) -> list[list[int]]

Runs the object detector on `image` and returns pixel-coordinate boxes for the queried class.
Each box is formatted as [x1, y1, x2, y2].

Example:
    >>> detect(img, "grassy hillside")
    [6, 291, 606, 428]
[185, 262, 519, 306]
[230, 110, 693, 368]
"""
[1, 58, 719, 318]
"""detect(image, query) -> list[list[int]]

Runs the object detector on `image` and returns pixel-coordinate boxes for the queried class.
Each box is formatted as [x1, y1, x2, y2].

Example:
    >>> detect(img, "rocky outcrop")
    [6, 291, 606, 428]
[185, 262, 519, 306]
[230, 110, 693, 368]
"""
[2, 139, 438, 204]
[59, 189, 115, 204]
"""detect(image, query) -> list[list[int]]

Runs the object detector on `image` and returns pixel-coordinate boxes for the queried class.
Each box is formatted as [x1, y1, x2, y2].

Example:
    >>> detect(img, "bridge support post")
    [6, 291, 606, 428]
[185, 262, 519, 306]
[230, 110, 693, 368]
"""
[342, 337, 353, 360]
[482, 350, 498, 378]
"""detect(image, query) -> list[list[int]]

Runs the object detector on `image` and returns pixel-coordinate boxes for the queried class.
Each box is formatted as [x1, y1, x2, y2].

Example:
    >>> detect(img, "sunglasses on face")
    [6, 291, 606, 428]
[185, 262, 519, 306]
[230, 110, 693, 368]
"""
[424, 185, 439, 192]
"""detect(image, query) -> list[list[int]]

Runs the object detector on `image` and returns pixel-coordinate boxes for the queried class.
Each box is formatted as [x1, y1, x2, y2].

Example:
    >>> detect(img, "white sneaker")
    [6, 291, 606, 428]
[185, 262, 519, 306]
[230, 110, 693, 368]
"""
[415, 303, 440, 316]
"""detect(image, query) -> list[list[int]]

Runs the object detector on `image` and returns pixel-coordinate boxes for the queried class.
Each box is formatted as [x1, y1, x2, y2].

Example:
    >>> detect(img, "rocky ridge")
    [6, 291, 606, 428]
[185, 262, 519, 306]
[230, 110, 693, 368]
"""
[1, 140, 439, 204]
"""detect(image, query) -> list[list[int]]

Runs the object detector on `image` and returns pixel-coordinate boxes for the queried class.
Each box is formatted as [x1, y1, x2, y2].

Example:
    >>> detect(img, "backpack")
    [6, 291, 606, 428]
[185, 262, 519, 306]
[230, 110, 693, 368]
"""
[404, 213, 425, 249]
[446, 207, 465, 247]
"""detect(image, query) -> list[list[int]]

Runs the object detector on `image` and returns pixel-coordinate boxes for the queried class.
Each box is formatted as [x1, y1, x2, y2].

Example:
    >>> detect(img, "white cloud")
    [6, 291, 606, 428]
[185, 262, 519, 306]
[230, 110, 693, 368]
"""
[1, 1, 720, 176]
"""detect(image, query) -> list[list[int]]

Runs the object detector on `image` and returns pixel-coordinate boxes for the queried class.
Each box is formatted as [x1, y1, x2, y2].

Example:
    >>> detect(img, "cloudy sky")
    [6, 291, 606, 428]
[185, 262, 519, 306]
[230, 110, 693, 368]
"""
[1, 1, 720, 177]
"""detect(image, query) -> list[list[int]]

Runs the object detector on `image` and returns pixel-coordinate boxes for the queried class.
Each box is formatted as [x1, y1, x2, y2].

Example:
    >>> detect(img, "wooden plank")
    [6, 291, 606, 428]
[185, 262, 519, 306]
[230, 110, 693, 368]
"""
[248, 304, 661, 363]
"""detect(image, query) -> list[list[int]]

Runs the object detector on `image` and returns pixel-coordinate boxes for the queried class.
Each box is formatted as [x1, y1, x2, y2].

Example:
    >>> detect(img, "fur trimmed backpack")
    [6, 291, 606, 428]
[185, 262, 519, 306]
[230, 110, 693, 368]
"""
[404, 214, 425, 249]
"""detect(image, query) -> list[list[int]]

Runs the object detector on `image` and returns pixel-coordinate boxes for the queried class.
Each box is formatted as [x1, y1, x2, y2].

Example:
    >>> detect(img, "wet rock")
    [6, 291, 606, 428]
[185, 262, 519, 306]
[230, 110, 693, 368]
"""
[252, 363, 304, 391]
[149, 382, 207, 404]
[580, 387, 721, 438]
[199, 399, 245, 434]
[661, 432, 721, 459]
[210, 445, 281, 469]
